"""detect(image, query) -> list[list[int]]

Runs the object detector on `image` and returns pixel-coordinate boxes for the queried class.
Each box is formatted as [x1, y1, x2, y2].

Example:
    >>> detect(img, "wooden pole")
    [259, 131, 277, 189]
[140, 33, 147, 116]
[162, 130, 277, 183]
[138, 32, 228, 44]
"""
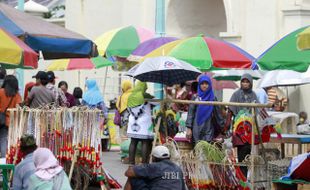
[150, 117, 162, 163]
[69, 148, 79, 181]
[251, 107, 256, 190]
[146, 98, 272, 108]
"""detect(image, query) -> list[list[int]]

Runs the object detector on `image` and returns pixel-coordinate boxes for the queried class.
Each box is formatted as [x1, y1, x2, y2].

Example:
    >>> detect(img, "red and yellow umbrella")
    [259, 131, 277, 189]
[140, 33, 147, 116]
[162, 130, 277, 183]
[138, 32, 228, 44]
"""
[0, 28, 38, 68]
[47, 56, 113, 71]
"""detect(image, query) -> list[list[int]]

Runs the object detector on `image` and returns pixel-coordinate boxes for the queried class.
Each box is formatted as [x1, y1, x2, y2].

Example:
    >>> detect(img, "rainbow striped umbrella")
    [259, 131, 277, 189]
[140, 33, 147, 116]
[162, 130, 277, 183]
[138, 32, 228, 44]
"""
[95, 26, 154, 58]
[142, 35, 255, 71]
[47, 56, 113, 71]
[0, 28, 38, 68]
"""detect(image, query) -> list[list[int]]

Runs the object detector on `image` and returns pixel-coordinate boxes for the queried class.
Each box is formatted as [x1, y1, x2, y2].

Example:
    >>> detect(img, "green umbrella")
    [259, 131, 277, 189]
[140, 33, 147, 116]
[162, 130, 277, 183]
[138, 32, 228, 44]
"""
[142, 36, 255, 71]
[95, 26, 154, 58]
[257, 27, 310, 72]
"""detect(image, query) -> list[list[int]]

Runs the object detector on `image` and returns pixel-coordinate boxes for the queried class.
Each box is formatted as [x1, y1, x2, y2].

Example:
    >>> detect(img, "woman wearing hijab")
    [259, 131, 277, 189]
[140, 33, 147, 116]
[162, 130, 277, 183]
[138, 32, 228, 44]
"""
[185, 74, 224, 143]
[127, 81, 154, 165]
[27, 148, 72, 190]
[224, 73, 259, 176]
[116, 80, 133, 129]
[82, 79, 108, 119]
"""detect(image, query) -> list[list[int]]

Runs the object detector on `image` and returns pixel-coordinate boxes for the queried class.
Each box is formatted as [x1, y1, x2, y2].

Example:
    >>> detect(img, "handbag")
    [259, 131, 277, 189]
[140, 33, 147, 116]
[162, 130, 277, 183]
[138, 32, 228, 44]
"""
[0, 96, 14, 126]
[114, 95, 122, 126]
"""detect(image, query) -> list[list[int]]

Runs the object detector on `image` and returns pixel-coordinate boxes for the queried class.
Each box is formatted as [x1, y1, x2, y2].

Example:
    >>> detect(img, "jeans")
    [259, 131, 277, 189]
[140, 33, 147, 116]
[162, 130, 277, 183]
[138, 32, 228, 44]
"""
[0, 126, 8, 158]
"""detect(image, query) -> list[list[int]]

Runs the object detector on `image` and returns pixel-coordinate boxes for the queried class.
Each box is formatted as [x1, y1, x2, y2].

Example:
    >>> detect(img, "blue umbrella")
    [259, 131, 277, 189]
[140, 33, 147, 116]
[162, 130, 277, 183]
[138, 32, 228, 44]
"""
[0, 3, 97, 59]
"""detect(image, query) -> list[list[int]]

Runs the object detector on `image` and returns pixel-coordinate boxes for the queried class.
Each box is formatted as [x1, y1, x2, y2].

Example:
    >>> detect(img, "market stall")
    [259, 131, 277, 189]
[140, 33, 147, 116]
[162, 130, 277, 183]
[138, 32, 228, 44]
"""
[6, 106, 119, 189]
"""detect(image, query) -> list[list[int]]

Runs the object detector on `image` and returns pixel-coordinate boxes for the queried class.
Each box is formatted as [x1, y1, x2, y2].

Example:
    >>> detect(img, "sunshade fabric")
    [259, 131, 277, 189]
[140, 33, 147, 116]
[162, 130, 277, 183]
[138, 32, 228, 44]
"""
[95, 26, 154, 58]
[47, 56, 113, 71]
[142, 36, 255, 71]
[127, 56, 201, 86]
[257, 26, 310, 72]
[0, 3, 97, 59]
[0, 28, 38, 68]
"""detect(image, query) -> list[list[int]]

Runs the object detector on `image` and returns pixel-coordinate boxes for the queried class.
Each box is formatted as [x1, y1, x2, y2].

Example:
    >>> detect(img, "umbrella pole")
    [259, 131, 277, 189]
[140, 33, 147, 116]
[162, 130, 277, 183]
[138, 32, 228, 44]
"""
[251, 107, 255, 190]
[78, 70, 81, 87]
[286, 87, 289, 110]
[103, 67, 109, 93]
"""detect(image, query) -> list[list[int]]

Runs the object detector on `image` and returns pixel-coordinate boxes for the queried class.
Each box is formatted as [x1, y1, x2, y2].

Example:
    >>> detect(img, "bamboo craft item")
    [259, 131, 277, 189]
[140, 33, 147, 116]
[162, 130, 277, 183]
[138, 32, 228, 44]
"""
[6, 106, 104, 178]
[149, 99, 271, 190]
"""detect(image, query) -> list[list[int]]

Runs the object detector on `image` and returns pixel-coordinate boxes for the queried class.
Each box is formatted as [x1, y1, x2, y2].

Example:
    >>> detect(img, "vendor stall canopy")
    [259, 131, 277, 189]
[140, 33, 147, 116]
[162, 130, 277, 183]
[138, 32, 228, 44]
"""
[0, 28, 38, 69]
[0, 3, 98, 59]
[256, 26, 310, 72]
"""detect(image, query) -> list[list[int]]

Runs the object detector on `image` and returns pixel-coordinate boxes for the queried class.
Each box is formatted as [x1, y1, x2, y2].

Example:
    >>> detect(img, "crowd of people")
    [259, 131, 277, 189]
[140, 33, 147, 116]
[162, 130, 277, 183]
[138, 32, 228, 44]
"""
[0, 68, 110, 189]
[115, 72, 308, 189]
[0, 66, 308, 189]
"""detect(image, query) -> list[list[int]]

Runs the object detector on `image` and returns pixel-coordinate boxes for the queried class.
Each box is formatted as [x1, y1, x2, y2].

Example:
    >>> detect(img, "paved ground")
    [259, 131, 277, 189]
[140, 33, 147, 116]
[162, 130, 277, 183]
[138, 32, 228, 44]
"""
[102, 151, 128, 187]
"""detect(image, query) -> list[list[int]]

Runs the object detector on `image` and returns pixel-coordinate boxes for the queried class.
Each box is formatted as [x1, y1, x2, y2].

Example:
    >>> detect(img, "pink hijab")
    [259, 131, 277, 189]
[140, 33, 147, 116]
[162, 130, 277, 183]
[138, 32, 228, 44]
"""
[33, 148, 63, 180]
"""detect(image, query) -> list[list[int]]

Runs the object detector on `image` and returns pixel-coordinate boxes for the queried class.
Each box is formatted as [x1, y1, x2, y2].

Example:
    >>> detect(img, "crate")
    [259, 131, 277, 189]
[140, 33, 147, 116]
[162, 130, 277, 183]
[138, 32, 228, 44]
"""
[268, 159, 291, 180]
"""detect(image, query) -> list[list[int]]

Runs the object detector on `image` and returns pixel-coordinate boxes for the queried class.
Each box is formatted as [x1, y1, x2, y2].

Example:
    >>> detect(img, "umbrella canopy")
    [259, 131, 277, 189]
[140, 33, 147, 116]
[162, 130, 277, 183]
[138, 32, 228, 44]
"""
[95, 26, 154, 58]
[127, 37, 179, 61]
[142, 36, 255, 71]
[0, 3, 97, 59]
[0, 28, 38, 68]
[212, 70, 265, 81]
[297, 26, 310, 50]
[257, 26, 310, 72]
[202, 72, 238, 90]
[258, 70, 310, 88]
[47, 56, 113, 71]
[127, 56, 201, 86]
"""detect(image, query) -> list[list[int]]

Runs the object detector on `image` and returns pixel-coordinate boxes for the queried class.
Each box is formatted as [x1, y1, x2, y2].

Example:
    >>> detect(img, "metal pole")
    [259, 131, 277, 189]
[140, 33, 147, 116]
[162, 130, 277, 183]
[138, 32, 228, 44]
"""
[154, 0, 165, 99]
[17, 0, 25, 97]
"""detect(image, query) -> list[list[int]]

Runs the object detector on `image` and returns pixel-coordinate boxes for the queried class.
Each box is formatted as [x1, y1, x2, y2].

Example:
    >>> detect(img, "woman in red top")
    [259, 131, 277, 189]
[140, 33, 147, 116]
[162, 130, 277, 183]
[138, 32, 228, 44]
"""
[0, 75, 22, 158]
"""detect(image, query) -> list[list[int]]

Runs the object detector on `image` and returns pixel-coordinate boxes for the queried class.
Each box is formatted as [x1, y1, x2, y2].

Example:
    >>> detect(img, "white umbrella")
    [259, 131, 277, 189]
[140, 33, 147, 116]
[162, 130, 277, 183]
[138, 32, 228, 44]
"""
[258, 70, 310, 88]
[212, 69, 265, 81]
[126, 56, 201, 86]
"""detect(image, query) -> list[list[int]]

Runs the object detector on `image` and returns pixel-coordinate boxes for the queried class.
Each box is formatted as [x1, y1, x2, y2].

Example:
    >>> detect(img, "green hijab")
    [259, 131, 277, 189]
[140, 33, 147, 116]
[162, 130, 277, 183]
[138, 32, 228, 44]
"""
[127, 81, 147, 108]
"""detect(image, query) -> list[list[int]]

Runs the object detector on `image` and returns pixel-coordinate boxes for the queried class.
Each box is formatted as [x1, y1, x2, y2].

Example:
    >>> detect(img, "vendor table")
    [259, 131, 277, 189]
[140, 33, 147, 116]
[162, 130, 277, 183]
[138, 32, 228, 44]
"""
[270, 134, 310, 158]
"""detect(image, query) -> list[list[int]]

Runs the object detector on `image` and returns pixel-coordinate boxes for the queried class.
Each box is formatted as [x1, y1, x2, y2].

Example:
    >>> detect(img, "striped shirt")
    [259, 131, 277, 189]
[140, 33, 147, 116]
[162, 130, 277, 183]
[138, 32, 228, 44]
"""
[13, 153, 36, 190]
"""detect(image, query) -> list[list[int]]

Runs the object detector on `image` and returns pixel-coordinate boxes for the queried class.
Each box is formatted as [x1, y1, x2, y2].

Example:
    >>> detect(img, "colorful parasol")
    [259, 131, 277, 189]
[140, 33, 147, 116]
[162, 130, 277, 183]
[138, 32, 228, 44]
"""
[297, 26, 310, 51]
[142, 35, 255, 71]
[202, 72, 238, 90]
[212, 70, 265, 81]
[0, 28, 38, 68]
[257, 26, 310, 72]
[0, 3, 97, 59]
[95, 26, 154, 58]
[47, 56, 113, 71]
[127, 37, 179, 62]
